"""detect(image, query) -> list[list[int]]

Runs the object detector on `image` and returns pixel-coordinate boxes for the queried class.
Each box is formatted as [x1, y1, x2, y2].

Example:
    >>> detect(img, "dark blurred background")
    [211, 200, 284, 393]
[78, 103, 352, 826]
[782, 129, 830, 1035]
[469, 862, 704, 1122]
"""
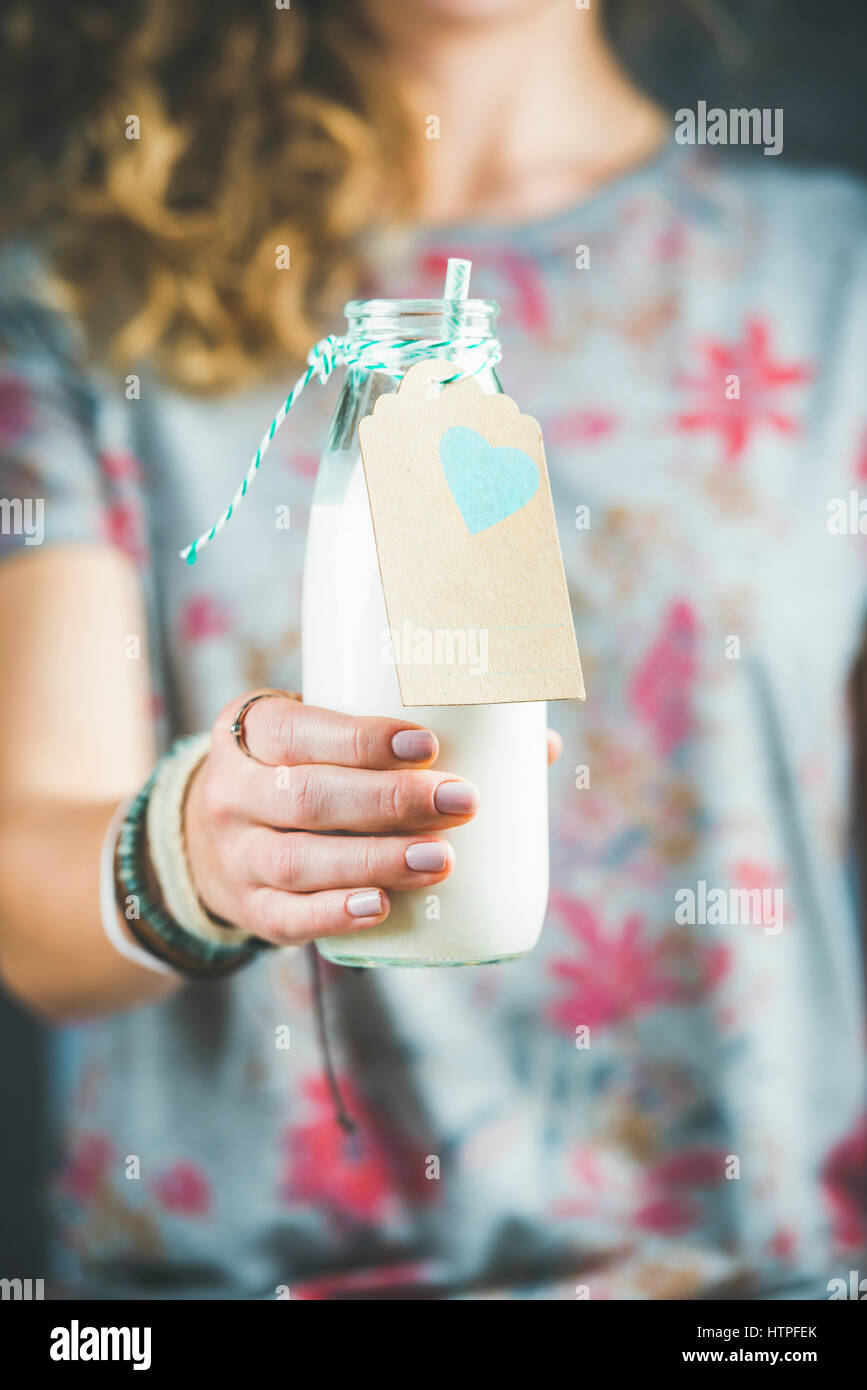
[2, 0, 867, 1278]
[607, 0, 867, 177]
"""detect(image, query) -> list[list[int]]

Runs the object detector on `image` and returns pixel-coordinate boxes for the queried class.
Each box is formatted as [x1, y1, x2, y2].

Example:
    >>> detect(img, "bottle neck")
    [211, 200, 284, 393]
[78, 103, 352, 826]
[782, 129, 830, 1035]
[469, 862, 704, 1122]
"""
[343, 297, 500, 378]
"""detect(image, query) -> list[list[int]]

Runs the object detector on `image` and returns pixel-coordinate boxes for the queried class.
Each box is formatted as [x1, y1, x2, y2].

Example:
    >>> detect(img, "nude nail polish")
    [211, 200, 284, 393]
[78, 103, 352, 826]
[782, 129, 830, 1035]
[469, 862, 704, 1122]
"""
[347, 890, 383, 917]
[434, 781, 479, 815]
[391, 729, 436, 761]
[405, 841, 448, 872]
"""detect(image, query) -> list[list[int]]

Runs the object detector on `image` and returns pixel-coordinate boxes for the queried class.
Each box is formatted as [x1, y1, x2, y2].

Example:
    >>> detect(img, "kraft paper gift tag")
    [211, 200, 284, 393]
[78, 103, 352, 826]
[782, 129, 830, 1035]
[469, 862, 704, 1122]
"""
[358, 359, 584, 707]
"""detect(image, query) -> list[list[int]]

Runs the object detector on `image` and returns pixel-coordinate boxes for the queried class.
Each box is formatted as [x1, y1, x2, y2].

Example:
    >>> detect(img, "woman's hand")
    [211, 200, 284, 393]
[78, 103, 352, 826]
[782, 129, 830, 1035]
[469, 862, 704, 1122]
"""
[184, 691, 472, 945]
[185, 690, 563, 948]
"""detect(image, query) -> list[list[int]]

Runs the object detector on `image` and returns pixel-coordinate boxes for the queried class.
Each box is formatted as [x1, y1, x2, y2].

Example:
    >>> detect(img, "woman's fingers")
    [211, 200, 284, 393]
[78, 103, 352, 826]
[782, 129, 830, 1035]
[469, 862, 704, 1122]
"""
[225, 760, 479, 833]
[243, 828, 454, 893]
[249, 885, 391, 944]
[219, 690, 439, 769]
[547, 728, 563, 766]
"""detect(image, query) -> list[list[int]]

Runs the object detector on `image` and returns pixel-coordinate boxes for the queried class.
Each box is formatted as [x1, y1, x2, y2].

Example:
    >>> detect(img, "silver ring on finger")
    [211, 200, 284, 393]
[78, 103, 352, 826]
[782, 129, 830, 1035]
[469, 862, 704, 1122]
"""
[229, 691, 300, 761]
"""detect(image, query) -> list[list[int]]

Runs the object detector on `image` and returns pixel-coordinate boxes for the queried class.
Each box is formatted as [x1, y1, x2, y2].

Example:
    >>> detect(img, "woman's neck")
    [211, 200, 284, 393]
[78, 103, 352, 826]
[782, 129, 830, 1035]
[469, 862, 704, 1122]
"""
[365, 0, 669, 225]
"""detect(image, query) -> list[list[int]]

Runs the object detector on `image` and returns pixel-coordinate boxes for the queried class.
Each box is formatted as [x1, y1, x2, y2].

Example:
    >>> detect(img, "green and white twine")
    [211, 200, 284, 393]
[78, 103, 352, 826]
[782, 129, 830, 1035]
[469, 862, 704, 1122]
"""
[180, 259, 494, 564]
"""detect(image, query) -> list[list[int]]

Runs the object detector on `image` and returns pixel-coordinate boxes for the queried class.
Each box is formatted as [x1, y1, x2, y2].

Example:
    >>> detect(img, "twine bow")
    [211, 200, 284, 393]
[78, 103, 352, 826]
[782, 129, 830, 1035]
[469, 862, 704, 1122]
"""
[179, 330, 500, 565]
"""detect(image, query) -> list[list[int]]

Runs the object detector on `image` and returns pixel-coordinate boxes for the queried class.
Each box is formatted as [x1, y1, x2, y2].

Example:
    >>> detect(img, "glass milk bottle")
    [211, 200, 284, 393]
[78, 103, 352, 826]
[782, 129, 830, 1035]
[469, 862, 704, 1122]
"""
[302, 298, 549, 966]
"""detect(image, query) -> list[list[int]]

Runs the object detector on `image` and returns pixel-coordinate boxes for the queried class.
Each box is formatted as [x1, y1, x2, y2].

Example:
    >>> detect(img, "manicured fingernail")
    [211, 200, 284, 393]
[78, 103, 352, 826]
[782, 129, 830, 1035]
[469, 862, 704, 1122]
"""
[347, 890, 383, 917]
[434, 780, 478, 815]
[391, 729, 436, 762]
[405, 841, 448, 872]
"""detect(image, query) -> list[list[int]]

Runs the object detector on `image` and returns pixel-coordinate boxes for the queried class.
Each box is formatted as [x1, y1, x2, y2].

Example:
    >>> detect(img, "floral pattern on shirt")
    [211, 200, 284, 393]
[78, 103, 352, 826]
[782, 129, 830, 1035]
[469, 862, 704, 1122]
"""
[2, 147, 866, 1298]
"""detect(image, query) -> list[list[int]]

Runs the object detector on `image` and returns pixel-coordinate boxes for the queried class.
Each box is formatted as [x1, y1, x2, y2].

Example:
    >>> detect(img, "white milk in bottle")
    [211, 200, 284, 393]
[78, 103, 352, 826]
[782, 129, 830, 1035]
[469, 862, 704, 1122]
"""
[302, 298, 549, 966]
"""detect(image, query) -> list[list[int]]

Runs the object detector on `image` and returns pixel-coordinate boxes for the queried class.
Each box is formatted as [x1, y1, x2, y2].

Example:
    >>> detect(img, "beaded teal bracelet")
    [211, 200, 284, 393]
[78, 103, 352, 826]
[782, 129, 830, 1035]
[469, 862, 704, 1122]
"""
[115, 770, 272, 979]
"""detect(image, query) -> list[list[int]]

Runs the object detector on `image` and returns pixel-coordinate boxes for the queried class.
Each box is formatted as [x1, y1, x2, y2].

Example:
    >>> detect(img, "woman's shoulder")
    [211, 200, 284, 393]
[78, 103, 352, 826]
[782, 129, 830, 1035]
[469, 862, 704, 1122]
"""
[691, 151, 867, 254]
[0, 239, 98, 421]
[746, 156, 865, 226]
[0, 241, 79, 348]
[0, 240, 127, 560]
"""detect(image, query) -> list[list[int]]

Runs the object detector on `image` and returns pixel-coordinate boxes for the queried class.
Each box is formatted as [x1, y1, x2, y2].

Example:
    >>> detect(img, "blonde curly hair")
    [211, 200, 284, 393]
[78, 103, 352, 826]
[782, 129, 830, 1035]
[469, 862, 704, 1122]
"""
[0, 0, 415, 392]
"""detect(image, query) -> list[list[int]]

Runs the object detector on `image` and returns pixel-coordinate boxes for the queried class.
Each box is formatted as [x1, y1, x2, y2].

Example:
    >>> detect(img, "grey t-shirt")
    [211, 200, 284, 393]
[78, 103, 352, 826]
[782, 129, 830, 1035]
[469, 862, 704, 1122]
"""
[1, 145, 865, 1299]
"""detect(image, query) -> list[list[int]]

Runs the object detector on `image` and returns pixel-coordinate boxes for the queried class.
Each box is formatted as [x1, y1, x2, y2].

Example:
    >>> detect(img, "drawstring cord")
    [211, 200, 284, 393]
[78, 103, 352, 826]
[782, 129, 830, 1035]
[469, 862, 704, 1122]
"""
[306, 943, 357, 1136]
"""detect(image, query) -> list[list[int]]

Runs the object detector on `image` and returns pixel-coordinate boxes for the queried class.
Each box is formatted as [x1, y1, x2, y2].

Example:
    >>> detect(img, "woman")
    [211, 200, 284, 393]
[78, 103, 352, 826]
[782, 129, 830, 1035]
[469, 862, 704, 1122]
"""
[0, 0, 864, 1299]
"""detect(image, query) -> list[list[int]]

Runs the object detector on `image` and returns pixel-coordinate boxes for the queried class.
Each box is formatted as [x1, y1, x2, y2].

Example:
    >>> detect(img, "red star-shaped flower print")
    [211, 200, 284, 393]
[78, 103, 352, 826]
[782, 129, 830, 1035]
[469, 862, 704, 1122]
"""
[676, 318, 810, 465]
[279, 1076, 398, 1225]
[546, 895, 682, 1032]
[821, 1114, 867, 1253]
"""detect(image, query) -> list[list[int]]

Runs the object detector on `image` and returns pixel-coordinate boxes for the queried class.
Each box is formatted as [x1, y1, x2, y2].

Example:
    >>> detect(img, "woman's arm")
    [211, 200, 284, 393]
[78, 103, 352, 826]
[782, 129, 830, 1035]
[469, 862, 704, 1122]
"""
[0, 543, 466, 1021]
[0, 544, 178, 1019]
[0, 543, 560, 1025]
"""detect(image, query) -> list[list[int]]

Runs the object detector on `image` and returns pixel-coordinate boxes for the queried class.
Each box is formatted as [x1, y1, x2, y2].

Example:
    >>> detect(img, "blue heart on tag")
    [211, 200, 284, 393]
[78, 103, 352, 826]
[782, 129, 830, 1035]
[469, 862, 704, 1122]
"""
[438, 426, 539, 535]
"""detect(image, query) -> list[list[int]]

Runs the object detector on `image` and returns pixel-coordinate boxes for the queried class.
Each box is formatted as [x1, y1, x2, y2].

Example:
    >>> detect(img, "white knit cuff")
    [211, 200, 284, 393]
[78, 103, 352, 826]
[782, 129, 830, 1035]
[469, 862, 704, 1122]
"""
[146, 732, 249, 947]
[99, 798, 179, 978]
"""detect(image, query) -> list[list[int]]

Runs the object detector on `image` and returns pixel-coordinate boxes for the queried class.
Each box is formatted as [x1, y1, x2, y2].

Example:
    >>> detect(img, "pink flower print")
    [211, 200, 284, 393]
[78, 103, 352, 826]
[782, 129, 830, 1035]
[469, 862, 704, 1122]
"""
[652, 222, 687, 262]
[60, 1133, 115, 1204]
[291, 1260, 435, 1301]
[545, 411, 616, 447]
[280, 1076, 397, 1225]
[654, 929, 731, 1008]
[634, 1146, 727, 1236]
[730, 859, 792, 928]
[178, 593, 232, 643]
[151, 1161, 212, 1217]
[646, 1146, 728, 1188]
[287, 450, 319, 479]
[675, 318, 810, 466]
[691, 941, 731, 996]
[768, 1228, 799, 1263]
[855, 424, 867, 481]
[550, 1142, 634, 1224]
[633, 1194, 700, 1236]
[571, 1144, 607, 1192]
[553, 1140, 706, 1237]
[416, 251, 459, 298]
[98, 448, 142, 483]
[486, 249, 549, 335]
[556, 1131, 727, 1244]
[0, 372, 33, 446]
[821, 1115, 867, 1253]
[546, 894, 682, 1032]
[101, 498, 148, 564]
[629, 600, 698, 755]
[733, 859, 774, 889]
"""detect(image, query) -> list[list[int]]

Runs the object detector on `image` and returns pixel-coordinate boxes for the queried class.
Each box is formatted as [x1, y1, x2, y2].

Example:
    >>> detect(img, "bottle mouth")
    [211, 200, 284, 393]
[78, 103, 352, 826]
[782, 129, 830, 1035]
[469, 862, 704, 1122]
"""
[344, 297, 500, 342]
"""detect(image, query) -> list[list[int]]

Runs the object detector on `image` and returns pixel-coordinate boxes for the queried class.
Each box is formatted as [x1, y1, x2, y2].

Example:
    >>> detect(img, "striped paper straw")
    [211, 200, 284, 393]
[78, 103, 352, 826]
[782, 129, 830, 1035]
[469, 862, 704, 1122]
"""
[441, 257, 472, 347]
